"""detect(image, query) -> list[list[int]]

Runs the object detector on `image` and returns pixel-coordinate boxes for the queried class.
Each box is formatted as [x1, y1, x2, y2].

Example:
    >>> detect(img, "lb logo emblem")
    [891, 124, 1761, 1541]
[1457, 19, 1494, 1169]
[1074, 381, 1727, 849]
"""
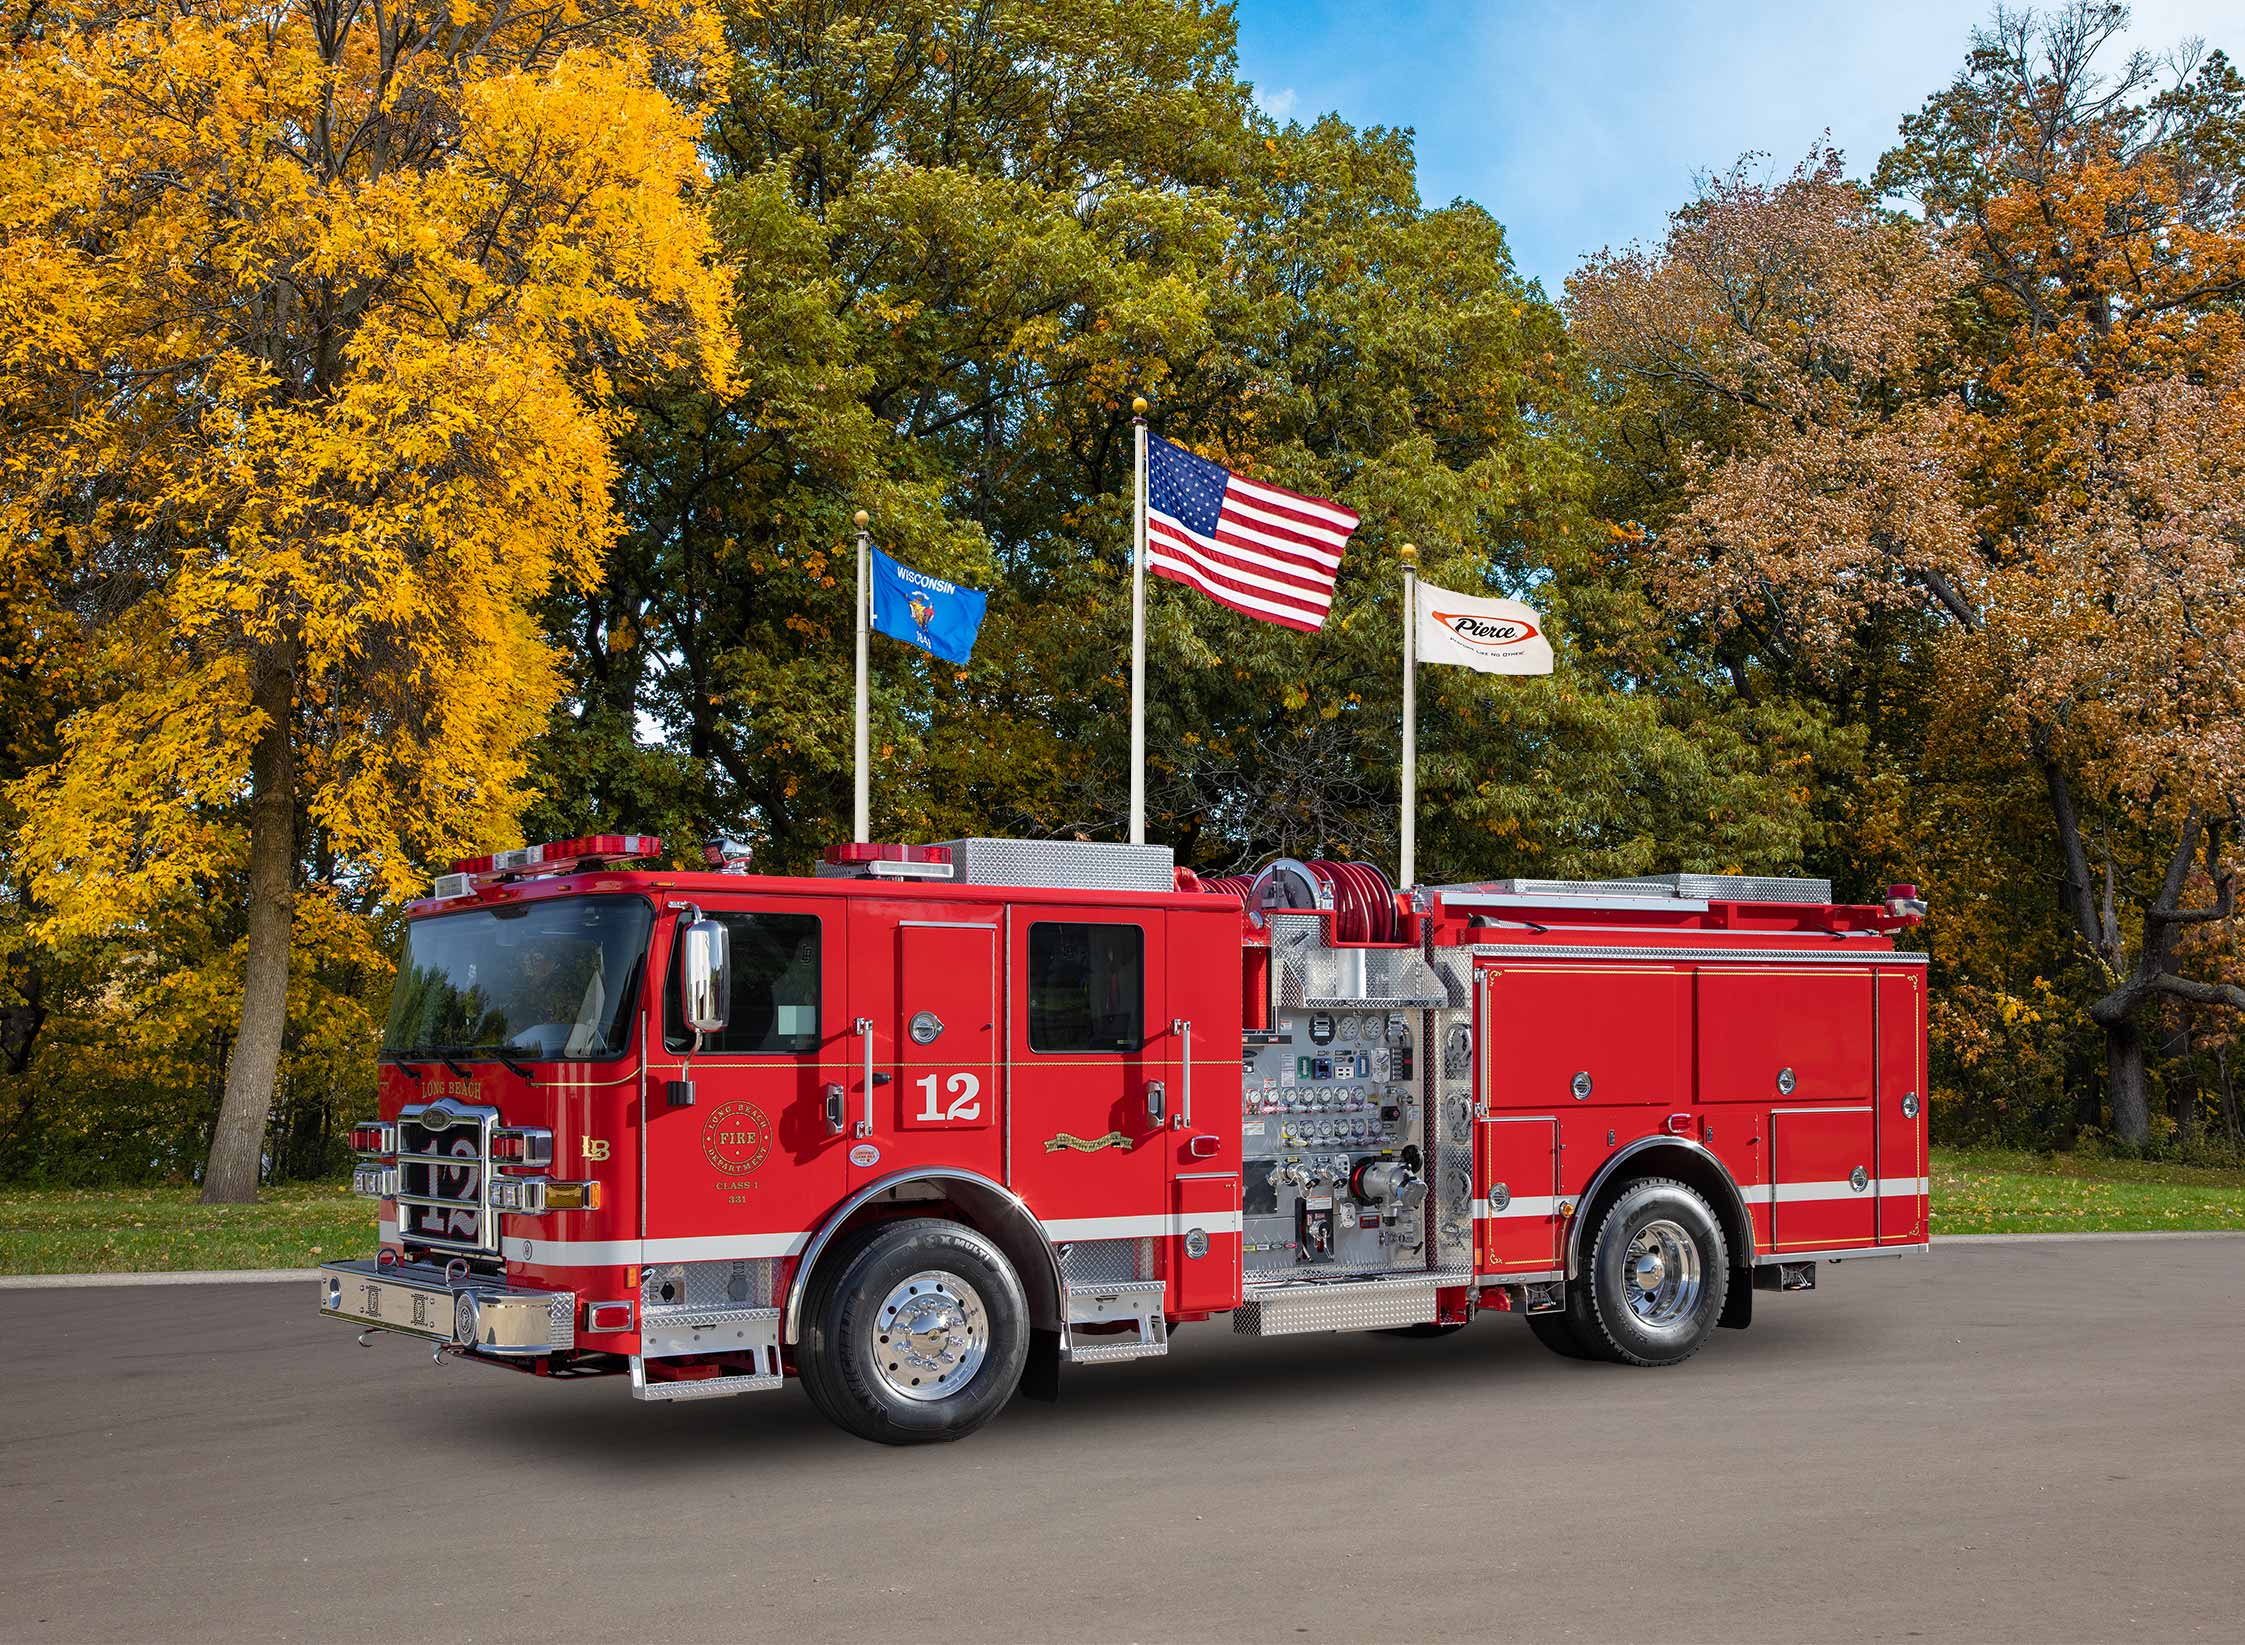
[701, 1100, 772, 1176]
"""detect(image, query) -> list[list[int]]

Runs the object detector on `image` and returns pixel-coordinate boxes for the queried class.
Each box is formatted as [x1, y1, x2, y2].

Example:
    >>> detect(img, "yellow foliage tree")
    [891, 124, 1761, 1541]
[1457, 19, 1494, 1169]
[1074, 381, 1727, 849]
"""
[0, 0, 733, 1199]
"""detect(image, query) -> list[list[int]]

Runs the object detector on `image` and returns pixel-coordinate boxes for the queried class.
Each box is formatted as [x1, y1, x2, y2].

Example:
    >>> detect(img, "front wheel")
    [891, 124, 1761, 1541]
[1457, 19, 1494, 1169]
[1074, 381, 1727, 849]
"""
[797, 1218, 1029, 1445]
[1570, 1178, 1728, 1367]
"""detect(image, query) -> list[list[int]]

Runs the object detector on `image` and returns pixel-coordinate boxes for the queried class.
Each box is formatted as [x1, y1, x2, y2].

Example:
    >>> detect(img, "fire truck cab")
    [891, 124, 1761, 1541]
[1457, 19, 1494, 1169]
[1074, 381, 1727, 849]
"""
[322, 833, 1929, 1444]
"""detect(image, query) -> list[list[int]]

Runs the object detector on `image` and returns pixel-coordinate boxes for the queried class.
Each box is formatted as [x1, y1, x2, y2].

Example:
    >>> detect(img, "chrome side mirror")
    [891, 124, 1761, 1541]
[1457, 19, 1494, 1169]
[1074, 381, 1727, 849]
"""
[679, 917, 730, 1035]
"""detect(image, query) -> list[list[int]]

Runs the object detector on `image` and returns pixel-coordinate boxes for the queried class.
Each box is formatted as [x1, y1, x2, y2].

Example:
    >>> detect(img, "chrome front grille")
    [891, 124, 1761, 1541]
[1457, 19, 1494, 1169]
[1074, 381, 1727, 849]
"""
[394, 1100, 499, 1255]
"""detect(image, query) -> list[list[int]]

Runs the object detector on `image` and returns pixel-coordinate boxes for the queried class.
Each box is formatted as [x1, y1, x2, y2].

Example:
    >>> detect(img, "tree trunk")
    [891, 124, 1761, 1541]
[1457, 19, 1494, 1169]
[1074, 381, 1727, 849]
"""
[200, 652, 297, 1203]
[2219, 1046, 2241, 1150]
[2105, 1017, 2149, 1147]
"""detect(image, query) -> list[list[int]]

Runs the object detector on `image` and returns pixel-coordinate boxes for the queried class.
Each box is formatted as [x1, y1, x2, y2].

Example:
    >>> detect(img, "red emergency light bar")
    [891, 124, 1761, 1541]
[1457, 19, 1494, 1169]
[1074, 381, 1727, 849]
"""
[450, 835, 663, 877]
[820, 841, 955, 880]
[824, 842, 952, 866]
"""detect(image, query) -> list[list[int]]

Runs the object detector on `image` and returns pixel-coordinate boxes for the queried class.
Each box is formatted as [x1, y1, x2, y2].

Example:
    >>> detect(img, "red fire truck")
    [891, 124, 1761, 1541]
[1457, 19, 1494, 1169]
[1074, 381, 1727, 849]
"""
[322, 833, 1930, 1444]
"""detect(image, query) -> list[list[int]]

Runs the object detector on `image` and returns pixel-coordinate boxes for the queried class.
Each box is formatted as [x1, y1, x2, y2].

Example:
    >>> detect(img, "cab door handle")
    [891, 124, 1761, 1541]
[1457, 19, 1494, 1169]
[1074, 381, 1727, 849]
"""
[823, 1084, 847, 1136]
[854, 1018, 875, 1137]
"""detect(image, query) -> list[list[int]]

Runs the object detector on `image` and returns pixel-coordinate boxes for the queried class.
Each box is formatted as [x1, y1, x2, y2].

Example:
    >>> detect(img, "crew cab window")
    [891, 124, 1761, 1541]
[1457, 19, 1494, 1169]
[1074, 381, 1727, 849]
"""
[1028, 923, 1145, 1052]
[664, 912, 821, 1054]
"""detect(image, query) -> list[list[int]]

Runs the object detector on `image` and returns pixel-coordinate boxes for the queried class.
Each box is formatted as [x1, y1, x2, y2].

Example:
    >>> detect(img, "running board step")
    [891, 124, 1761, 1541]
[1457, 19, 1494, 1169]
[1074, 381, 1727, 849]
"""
[1064, 1278, 1168, 1364]
[629, 1319, 784, 1401]
[1232, 1271, 1467, 1337]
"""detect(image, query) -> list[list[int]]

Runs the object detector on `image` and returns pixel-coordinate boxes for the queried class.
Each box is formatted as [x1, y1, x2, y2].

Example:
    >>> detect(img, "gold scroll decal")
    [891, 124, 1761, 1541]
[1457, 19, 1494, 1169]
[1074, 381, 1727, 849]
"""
[1043, 1130, 1134, 1154]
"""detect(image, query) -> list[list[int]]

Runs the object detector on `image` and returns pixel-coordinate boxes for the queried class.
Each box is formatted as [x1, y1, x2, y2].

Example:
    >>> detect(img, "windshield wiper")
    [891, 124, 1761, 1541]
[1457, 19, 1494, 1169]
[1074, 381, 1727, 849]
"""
[488, 1049, 534, 1080]
[397, 1045, 480, 1079]
[391, 1044, 538, 1079]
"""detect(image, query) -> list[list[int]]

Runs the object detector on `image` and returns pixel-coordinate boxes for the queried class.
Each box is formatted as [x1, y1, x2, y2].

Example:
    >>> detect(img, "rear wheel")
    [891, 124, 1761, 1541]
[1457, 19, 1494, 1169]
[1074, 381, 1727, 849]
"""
[797, 1218, 1028, 1445]
[1572, 1177, 1728, 1367]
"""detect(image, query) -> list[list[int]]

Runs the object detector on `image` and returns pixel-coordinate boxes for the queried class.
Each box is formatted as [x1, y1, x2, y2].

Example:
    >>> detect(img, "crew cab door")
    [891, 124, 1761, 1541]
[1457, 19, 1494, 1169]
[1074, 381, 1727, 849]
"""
[844, 905, 1002, 1192]
[1006, 908, 1172, 1240]
[644, 897, 847, 1255]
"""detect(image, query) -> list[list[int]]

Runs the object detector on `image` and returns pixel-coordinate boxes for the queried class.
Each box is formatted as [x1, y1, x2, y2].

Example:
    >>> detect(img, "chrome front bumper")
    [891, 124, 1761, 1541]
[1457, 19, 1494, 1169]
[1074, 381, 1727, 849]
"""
[318, 1259, 575, 1355]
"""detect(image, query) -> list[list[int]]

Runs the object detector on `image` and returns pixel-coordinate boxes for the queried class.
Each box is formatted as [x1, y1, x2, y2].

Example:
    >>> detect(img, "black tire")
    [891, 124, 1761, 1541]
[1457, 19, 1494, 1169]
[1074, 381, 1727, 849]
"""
[1527, 1309, 1600, 1360]
[796, 1217, 1028, 1445]
[793, 1221, 886, 1429]
[1377, 1321, 1467, 1339]
[1572, 1177, 1728, 1367]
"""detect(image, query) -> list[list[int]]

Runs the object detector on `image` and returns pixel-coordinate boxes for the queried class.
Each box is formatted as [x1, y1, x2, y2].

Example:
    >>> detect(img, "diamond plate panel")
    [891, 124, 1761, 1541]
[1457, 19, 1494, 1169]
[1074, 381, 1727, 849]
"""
[1232, 1273, 1465, 1336]
[1060, 1237, 1156, 1287]
[1267, 914, 1447, 1007]
[1440, 872, 1834, 904]
[641, 1257, 776, 1311]
[935, 837, 1175, 891]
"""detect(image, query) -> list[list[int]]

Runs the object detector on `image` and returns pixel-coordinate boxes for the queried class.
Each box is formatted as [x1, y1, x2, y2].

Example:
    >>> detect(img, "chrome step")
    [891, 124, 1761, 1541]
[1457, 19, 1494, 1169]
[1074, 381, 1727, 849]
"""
[629, 1362, 785, 1401]
[639, 1303, 781, 1363]
[629, 1305, 784, 1400]
[1232, 1270, 1468, 1337]
[1064, 1277, 1168, 1364]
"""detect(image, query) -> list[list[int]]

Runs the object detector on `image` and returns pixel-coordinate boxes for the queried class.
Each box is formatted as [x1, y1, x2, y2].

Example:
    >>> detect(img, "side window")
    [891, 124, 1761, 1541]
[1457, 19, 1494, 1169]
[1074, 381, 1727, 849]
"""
[1028, 923, 1145, 1052]
[664, 912, 821, 1054]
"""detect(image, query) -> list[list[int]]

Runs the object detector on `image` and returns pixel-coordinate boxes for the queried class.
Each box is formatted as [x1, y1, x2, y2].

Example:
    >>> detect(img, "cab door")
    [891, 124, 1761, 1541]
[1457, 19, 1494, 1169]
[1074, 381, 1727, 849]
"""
[643, 897, 847, 1255]
[844, 905, 1002, 1192]
[1005, 907, 1172, 1238]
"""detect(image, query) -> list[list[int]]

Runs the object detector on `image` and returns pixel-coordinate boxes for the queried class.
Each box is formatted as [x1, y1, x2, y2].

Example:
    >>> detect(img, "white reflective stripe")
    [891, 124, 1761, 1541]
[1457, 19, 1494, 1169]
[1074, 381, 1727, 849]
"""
[1460, 1180, 1935, 1216]
[498, 1231, 811, 1267]
[1042, 1211, 1243, 1241]
[377, 1219, 399, 1243]
[1746, 1177, 1931, 1205]
[490, 1212, 1260, 1269]
[644, 1232, 810, 1261]
[1471, 1196, 1561, 1220]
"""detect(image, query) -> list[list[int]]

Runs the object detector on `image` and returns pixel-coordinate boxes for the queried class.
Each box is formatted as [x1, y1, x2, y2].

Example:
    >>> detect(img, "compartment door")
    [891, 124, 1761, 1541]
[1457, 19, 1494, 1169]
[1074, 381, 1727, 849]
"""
[1877, 969, 1930, 1244]
[1478, 962, 1686, 1110]
[1696, 968, 1874, 1105]
[1171, 1171, 1241, 1314]
[1769, 1106, 1877, 1252]
[1475, 1117, 1562, 1276]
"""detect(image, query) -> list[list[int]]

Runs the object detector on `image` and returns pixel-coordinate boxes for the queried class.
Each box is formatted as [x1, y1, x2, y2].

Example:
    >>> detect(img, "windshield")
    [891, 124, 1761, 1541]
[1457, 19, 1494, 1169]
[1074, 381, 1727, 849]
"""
[382, 895, 652, 1061]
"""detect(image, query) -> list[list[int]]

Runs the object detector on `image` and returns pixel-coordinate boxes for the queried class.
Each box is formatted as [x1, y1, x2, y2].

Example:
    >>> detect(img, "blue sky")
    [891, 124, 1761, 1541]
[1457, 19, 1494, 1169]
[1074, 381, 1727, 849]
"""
[1233, 0, 2237, 294]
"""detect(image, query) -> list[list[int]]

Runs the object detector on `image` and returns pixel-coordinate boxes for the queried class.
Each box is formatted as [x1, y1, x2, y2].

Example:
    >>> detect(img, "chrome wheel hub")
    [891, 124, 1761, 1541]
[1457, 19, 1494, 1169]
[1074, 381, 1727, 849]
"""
[871, 1270, 988, 1402]
[1622, 1219, 1702, 1329]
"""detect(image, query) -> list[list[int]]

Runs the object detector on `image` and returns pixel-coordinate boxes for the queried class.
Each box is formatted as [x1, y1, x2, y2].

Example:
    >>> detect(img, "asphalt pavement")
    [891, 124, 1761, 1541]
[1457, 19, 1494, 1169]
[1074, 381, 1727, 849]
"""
[3, 1238, 2241, 1643]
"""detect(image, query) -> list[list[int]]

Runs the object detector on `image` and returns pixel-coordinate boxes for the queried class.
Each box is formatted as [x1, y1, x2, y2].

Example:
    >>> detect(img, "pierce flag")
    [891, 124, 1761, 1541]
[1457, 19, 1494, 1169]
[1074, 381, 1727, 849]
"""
[1413, 580, 1552, 675]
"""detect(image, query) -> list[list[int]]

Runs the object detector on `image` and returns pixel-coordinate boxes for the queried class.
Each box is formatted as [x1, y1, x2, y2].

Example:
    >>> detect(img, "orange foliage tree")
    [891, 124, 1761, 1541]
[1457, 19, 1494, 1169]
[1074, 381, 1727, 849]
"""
[1, 1, 733, 1197]
[1572, 4, 2245, 1144]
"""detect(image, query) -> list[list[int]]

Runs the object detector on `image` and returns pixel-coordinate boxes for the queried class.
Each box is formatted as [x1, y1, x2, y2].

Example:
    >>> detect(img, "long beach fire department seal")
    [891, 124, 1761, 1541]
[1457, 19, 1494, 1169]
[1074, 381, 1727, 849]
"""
[701, 1099, 772, 1177]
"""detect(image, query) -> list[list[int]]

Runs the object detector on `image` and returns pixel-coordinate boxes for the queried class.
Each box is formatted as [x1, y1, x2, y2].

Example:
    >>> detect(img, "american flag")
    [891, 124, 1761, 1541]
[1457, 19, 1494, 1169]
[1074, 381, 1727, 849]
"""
[1145, 434, 1358, 632]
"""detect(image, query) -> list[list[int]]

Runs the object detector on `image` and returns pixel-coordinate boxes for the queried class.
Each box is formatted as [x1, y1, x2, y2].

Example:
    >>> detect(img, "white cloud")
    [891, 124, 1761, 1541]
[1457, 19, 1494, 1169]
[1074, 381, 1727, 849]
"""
[1262, 84, 1300, 121]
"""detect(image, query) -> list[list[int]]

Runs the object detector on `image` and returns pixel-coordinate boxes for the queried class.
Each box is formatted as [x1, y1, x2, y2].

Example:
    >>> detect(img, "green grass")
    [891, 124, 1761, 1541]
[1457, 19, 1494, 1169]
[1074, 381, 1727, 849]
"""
[0, 1149, 2239, 1275]
[1931, 1146, 2245, 1235]
[0, 1183, 376, 1275]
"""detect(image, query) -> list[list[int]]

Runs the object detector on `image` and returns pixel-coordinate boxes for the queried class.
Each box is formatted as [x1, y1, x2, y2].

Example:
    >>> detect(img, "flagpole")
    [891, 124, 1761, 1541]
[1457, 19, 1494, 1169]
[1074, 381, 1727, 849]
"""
[1399, 541, 1417, 888]
[854, 509, 870, 844]
[1130, 395, 1148, 845]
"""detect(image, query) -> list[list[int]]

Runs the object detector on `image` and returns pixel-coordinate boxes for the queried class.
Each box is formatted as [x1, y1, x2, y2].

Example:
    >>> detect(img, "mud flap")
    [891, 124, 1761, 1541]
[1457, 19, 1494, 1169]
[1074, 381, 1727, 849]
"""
[1718, 1272, 1753, 1331]
[1019, 1327, 1062, 1403]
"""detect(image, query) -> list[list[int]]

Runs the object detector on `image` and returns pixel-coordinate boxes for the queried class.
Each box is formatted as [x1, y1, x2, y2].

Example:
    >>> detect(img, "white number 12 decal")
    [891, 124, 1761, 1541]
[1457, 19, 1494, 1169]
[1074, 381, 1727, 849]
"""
[913, 1071, 983, 1122]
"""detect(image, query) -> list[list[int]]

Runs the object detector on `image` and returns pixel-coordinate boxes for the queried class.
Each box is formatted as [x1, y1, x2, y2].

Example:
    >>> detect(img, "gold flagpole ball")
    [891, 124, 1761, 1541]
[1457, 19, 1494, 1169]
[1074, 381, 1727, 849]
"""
[1132, 396, 1148, 415]
[853, 509, 869, 528]
[1399, 541, 1417, 563]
